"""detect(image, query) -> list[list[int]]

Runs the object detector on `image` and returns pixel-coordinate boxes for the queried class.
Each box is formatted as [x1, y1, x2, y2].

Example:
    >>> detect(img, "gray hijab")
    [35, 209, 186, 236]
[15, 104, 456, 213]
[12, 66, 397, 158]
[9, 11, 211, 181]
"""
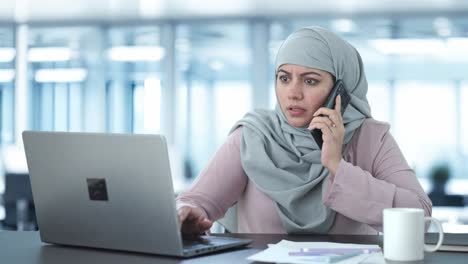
[230, 26, 372, 234]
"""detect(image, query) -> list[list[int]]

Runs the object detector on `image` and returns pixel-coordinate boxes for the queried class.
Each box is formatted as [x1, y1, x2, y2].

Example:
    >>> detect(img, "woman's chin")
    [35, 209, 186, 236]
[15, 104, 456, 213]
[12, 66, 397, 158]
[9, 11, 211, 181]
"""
[287, 117, 310, 128]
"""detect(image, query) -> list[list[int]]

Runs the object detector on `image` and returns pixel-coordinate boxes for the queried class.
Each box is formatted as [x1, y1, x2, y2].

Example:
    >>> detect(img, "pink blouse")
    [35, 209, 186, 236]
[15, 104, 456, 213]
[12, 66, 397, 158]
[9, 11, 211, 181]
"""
[176, 119, 432, 234]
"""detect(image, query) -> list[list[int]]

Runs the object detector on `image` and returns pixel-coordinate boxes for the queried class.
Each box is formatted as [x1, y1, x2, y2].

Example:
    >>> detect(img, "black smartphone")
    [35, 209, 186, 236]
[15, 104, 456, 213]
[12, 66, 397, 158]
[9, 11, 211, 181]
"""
[311, 80, 351, 149]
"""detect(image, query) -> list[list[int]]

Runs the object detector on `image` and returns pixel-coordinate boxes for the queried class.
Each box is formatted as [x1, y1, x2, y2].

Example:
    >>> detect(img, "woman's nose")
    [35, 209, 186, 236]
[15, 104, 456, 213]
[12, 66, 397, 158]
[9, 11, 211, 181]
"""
[287, 81, 303, 100]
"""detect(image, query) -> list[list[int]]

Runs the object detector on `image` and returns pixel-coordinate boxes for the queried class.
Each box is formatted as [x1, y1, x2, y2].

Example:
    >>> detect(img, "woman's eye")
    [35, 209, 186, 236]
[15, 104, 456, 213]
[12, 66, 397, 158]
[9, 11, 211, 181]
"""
[278, 75, 289, 82]
[305, 79, 317, 85]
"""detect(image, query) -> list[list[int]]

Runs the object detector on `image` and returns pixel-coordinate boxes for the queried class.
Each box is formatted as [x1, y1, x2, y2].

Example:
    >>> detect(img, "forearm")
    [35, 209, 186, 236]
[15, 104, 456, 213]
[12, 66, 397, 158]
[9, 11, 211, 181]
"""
[176, 128, 247, 221]
[323, 160, 431, 231]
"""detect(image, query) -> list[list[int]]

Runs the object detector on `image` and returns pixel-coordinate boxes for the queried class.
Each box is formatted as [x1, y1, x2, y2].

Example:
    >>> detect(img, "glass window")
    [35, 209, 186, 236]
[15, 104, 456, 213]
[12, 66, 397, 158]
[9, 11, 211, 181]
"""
[176, 22, 252, 178]
[69, 83, 82, 131]
[462, 83, 468, 157]
[214, 81, 251, 147]
[367, 82, 390, 123]
[27, 26, 163, 134]
[0, 27, 15, 143]
[189, 80, 213, 175]
[132, 77, 161, 133]
[393, 81, 456, 178]
[107, 26, 163, 134]
[28, 26, 97, 132]
[268, 22, 296, 108]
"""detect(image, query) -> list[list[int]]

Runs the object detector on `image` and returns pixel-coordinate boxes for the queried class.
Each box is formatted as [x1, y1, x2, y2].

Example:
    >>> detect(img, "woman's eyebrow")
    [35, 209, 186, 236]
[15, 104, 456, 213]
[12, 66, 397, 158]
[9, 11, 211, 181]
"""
[277, 69, 322, 77]
[300, 71, 322, 77]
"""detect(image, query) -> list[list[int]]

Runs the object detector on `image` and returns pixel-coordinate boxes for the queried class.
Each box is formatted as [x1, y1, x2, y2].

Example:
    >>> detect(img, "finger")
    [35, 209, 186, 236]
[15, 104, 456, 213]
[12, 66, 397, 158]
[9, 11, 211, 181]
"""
[178, 208, 190, 225]
[185, 218, 211, 235]
[312, 112, 340, 128]
[308, 116, 334, 130]
[181, 219, 197, 235]
[313, 107, 337, 118]
[182, 218, 205, 235]
[182, 207, 203, 223]
[309, 121, 333, 135]
[326, 114, 340, 129]
[335, 95, 341, 113]
[177, 202, 197, 222]
[198, 218, 213, 233]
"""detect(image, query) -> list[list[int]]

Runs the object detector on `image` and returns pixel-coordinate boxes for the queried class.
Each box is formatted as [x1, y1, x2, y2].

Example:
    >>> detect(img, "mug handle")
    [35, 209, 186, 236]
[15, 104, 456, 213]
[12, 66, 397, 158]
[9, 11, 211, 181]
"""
[424, 217, 444, 252]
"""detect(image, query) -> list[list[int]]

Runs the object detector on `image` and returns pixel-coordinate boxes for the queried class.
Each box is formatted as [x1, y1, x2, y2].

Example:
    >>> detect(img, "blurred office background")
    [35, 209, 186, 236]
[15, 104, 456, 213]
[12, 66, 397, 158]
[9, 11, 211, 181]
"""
[1, 0, 468, 231]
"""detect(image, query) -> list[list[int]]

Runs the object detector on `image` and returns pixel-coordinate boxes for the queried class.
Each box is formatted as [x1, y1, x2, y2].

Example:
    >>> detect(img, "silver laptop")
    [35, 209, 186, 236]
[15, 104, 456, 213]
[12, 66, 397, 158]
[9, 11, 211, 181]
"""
[22, 131, 251, 257]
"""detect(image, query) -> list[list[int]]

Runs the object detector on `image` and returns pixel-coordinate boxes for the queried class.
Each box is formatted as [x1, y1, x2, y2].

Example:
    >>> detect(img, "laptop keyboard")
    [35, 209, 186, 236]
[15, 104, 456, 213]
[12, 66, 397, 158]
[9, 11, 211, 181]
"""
[183, 237, 213, 250]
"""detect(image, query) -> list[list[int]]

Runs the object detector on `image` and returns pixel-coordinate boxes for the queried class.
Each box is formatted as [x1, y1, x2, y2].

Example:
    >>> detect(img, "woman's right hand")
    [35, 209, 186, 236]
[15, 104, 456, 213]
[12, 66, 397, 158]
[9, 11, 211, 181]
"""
[177, 202, 213, 236]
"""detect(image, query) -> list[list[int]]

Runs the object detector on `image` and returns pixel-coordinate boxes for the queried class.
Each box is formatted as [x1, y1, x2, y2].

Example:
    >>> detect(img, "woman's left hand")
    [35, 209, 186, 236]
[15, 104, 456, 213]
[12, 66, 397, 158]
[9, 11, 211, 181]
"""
[308, 95, 344, 175]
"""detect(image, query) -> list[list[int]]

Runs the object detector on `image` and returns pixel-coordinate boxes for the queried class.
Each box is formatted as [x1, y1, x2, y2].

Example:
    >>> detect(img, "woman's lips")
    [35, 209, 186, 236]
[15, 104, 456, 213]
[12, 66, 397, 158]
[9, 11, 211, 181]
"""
[287, 106, 306, 117]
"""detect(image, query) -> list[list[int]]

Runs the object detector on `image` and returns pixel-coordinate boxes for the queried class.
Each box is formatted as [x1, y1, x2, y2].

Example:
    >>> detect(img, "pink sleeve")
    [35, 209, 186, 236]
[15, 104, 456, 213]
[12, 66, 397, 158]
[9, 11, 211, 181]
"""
[176, 128, 247, 221]
[323, 129, 432, 232]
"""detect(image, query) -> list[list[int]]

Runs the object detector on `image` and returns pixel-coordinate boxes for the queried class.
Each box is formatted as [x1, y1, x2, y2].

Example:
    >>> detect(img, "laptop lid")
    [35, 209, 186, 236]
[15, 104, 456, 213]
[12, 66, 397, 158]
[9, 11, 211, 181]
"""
[23, 131, 185, 256]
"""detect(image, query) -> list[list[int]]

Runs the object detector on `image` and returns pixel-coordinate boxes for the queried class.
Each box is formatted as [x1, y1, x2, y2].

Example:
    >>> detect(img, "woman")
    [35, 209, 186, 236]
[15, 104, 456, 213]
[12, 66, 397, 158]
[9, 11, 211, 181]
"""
[176, 26, 431, 235]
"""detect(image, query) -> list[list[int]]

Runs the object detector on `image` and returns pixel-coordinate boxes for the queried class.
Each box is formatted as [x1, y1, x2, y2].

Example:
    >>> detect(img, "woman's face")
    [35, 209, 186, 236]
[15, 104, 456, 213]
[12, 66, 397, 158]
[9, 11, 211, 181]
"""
[276, 64, 335, 128]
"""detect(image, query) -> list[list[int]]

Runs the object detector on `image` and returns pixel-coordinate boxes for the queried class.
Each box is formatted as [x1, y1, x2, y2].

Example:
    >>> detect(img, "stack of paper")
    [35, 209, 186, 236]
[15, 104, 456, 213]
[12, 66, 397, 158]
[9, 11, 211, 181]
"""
[247, 240, 385, 264]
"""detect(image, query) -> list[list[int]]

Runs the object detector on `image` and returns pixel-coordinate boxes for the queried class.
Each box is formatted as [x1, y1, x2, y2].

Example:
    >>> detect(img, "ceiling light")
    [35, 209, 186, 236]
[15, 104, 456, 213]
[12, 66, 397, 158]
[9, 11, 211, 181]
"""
[28, 47, 72, 62]
[35, 68, 87, 83]
[0, 69, 15, 83]
[209, 60, 224, 71]
[331, 19, 356, 33]
[370, 39, 446, 55]
[0, 48, 16, 62]
[108, 46, 165, 62]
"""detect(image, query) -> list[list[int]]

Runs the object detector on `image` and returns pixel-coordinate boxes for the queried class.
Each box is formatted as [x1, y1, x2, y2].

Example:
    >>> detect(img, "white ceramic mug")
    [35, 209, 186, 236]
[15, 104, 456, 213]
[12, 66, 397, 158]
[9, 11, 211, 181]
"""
[383, 208, 444, 261]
